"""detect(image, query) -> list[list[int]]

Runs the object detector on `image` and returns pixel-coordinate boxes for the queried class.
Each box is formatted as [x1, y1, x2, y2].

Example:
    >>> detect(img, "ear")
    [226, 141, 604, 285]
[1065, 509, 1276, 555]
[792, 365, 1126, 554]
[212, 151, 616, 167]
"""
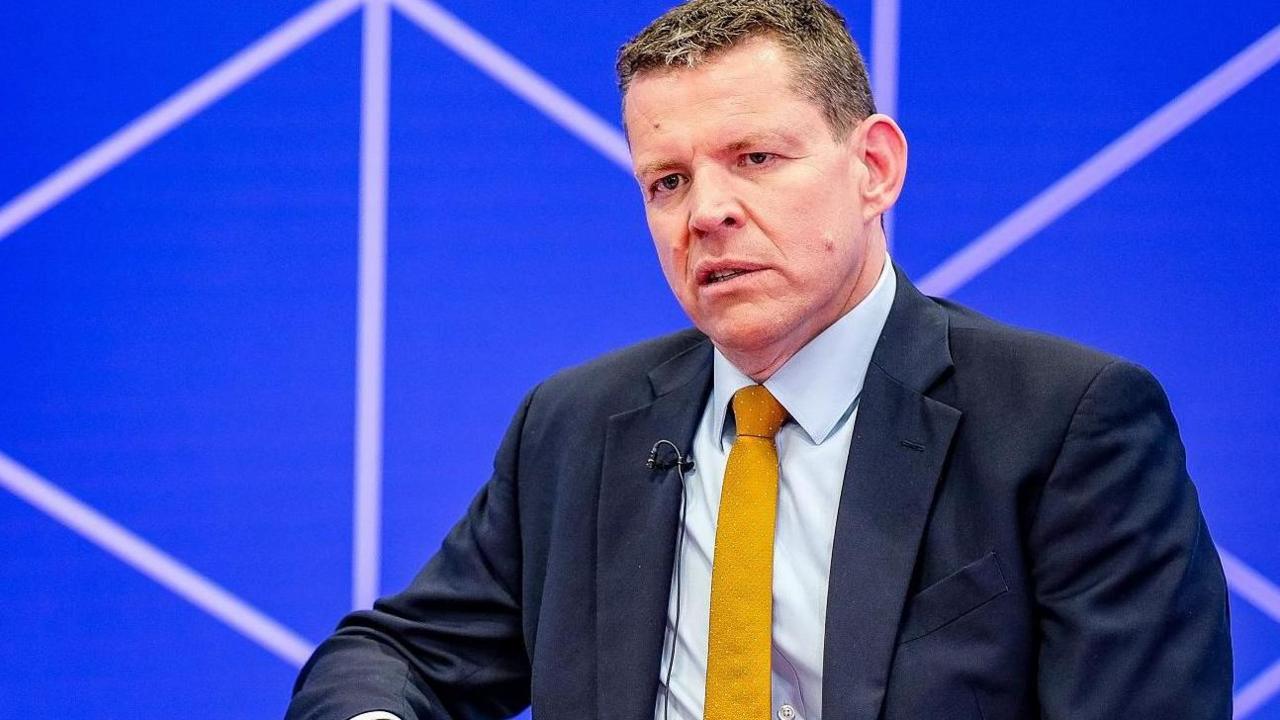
[854, 114, 908, 221]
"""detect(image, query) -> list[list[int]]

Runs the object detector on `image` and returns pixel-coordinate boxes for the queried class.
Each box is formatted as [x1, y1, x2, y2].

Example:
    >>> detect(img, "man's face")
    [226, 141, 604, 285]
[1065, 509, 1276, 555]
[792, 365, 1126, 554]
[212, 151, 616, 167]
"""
[625, 37, 881, 371]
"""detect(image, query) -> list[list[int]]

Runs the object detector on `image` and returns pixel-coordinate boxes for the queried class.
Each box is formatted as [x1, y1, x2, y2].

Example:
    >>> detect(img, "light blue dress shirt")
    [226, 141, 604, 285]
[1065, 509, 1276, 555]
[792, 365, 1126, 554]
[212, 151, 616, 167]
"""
[653, 257, 897, 720]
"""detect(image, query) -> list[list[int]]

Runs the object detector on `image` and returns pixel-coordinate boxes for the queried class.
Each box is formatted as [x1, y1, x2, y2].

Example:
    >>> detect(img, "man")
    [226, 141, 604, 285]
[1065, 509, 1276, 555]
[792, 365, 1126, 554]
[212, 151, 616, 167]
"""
[287, 1, 1232, 718]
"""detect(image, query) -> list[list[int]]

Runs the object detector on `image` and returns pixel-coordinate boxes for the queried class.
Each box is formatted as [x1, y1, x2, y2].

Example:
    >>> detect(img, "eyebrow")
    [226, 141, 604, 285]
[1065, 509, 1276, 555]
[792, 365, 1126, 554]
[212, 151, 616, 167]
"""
[635, 160, 684, 181]
[634, 130, 802, 181]
[723, 131, 792, 153]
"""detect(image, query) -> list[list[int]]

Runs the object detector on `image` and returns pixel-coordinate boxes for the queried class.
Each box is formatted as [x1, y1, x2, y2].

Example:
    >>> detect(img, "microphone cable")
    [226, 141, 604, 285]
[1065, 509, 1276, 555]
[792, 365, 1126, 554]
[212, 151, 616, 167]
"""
[649, 439, 692, 720]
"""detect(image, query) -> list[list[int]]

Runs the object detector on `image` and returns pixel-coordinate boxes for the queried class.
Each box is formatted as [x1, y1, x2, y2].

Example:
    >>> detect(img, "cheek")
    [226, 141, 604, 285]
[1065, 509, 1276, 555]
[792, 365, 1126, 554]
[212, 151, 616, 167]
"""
[821, 231, 837, 252]
[803, 187, 861, 257]
[766, 182, 846, 245]
[648, 214, 688, 260]
[647, 221, 691, 289]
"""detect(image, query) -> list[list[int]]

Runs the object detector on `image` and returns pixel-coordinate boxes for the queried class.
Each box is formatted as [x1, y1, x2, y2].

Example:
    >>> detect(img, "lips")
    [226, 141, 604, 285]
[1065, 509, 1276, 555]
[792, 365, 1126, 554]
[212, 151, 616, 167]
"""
[707, 269, 750, 284]
[696, 262, 766, 286]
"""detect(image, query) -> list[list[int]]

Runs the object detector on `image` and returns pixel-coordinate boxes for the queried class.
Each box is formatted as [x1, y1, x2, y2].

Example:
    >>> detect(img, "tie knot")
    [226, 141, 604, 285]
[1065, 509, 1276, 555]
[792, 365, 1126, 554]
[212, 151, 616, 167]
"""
[731, 385, 787, 438]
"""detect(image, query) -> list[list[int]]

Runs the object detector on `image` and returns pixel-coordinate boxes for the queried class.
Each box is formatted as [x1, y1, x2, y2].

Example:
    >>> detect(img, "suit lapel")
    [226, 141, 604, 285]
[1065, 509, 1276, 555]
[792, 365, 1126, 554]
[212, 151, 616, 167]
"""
[822, 266, 962, 719]
[597, 338, 713, 720]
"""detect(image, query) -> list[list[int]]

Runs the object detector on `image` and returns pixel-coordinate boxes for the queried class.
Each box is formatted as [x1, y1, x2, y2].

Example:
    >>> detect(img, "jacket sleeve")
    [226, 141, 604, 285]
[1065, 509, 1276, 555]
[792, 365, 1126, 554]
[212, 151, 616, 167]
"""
[285, 389, 537, 720]
[1029, 360, 1232, 718]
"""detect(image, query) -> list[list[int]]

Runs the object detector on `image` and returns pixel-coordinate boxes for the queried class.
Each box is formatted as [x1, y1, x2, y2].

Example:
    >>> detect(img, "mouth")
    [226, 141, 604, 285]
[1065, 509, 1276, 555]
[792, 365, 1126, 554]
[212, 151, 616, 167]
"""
[697, 264, 764, 287]
[706, 268, 752, 284]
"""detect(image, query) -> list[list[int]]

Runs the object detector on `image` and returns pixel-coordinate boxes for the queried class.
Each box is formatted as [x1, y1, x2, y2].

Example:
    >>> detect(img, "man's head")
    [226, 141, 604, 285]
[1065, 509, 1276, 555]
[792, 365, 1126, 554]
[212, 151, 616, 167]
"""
[618, 0, 907, 380]
[617, 0, 875, 139]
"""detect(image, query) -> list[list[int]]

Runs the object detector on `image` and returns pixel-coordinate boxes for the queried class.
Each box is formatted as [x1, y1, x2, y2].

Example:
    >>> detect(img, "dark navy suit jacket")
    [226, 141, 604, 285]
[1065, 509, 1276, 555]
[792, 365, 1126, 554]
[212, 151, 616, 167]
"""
[287, 267, 1232, 719]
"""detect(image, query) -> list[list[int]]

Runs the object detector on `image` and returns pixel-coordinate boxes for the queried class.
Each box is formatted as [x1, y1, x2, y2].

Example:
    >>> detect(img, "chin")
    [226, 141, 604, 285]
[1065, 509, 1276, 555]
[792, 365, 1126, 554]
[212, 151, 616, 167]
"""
[700, 315, 792, 359]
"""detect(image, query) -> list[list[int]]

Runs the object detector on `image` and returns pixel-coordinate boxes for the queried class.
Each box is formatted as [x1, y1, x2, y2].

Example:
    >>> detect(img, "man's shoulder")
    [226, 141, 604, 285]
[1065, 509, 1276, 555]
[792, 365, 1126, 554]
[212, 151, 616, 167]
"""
[531, 327, 709, 411]
[929, 294, 1141, 412]
[941, 298, 1117, 369]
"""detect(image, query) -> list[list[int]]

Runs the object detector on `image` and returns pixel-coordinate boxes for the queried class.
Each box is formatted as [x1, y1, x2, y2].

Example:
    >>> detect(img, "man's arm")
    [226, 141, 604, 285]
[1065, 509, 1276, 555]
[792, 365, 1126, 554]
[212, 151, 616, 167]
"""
[285, 390, 537, 720]
[1030, 361, 1232, 717]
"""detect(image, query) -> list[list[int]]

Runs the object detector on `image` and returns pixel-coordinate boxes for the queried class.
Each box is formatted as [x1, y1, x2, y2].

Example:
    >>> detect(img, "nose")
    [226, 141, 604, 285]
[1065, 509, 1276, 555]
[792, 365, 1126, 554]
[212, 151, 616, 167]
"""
[687, 169, 744, 237]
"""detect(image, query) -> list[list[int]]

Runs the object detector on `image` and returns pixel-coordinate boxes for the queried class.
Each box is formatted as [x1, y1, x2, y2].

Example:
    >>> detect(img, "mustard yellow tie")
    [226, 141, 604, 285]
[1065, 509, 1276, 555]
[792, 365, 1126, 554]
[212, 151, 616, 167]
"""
[705, 385, 788, 720]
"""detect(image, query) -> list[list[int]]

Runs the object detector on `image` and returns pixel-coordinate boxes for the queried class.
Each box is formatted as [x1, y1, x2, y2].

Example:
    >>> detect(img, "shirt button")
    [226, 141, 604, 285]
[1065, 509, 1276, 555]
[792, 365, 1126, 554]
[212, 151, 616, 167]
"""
[778, 704, 796, 720]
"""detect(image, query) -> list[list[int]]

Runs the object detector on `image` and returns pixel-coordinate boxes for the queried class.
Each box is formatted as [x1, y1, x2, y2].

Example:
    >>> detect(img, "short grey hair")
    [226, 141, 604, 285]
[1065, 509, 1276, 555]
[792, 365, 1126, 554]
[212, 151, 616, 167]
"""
[616, 0, 876, 138]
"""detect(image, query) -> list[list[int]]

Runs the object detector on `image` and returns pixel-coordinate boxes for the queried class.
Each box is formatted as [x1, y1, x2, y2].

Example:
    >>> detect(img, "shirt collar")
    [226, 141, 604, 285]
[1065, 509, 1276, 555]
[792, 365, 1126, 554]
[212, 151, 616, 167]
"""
[711, 255, 897, 447]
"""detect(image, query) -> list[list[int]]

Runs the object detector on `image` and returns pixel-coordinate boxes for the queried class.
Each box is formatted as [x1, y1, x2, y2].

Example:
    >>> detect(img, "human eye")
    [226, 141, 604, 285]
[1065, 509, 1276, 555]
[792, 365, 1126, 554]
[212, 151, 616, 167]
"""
[739, 151, 775, 167]
[649, 173, 685, 197]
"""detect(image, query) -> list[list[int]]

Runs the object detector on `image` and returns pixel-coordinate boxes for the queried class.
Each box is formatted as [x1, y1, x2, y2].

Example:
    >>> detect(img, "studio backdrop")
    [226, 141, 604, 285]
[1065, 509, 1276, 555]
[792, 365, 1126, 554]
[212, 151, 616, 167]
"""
[1, 0, 1278, 717]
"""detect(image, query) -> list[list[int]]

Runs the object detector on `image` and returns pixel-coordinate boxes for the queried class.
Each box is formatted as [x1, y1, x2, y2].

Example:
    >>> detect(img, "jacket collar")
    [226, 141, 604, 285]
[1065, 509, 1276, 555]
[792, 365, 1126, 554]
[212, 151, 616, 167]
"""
[597, 337, 713, 720]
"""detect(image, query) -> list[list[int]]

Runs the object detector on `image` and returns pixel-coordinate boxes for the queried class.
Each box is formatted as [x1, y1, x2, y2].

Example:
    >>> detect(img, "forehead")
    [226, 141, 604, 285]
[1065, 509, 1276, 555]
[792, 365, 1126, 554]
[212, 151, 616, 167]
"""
[623, 37, 827, 150]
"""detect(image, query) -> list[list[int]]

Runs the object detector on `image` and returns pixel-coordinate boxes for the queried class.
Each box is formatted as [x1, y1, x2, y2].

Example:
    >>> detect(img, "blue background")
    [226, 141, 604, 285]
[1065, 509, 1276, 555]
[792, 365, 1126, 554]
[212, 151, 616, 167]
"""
[1, 0, 1277, 716]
